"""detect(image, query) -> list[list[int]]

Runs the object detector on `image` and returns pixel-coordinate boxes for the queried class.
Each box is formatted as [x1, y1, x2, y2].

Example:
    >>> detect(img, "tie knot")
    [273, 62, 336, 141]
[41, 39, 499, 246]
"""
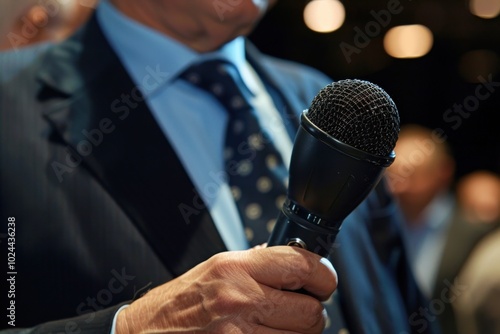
[180, 59, 251, 112]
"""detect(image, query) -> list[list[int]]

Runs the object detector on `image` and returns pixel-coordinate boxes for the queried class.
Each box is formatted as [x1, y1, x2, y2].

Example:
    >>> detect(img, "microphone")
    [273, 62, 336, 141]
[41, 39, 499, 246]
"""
[267, 79, 400, 257]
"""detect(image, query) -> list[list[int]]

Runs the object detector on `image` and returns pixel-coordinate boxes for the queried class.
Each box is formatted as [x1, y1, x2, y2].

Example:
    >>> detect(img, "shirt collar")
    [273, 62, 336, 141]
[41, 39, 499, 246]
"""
[96, 0, 254, 97]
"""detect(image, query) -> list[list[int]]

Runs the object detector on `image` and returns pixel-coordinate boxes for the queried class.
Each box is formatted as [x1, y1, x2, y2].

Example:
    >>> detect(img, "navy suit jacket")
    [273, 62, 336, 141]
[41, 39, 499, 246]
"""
[0, 15, 437, 334]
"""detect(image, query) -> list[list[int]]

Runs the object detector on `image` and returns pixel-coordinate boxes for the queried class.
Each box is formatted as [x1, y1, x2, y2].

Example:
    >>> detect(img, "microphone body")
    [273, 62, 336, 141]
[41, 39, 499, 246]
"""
[267, 79, 399, 257]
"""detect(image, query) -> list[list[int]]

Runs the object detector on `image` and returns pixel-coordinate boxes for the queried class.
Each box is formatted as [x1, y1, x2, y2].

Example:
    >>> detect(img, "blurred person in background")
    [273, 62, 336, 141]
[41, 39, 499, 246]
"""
[453, 170, 500, 334]
[0, 0, 98, 51]
[454, 227, 500, 334]
[387, 124, 497, 333]
[456, 170, 500, 225]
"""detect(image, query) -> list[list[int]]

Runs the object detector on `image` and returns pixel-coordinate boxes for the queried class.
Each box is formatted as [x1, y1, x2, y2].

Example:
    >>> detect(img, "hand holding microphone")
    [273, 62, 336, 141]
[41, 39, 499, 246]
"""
[268, 79, 400, 257]
[117, 80, 399, 334]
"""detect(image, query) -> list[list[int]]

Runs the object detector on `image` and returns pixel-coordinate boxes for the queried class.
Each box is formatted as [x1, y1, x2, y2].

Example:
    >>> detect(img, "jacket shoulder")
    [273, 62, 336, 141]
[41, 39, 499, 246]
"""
[0, 42, 52, 84]
[258, 54, 333, 101]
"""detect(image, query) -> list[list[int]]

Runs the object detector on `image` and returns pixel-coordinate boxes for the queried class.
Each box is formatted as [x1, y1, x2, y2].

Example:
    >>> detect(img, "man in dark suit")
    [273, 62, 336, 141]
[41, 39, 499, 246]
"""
[1, 1, 435, 333]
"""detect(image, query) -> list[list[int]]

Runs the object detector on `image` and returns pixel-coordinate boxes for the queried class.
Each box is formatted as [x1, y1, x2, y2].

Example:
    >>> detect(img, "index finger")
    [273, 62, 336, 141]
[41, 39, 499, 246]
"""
[241, 246, 337, 301]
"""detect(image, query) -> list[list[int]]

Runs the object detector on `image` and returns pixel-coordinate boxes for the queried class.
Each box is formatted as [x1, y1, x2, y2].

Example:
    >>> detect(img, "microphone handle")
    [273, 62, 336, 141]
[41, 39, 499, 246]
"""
[267, 203, 340, 258]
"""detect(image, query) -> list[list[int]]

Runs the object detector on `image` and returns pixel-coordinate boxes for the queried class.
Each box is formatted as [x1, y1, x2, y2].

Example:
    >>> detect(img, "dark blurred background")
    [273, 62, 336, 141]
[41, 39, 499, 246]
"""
[249, 0, 500, 181]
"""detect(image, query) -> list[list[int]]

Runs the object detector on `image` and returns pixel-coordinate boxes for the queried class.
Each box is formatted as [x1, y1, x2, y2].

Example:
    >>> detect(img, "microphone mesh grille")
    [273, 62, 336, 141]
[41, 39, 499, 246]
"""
[306, 79, 400, 157]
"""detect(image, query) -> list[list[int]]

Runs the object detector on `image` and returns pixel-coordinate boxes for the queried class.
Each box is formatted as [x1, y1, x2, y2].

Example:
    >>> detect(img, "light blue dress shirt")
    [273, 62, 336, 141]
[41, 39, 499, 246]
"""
[96, 0, 293, 252]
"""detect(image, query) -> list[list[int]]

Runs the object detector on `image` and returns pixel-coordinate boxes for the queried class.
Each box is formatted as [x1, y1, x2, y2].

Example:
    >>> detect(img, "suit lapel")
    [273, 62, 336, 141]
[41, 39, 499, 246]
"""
[37, 16, 225, 277]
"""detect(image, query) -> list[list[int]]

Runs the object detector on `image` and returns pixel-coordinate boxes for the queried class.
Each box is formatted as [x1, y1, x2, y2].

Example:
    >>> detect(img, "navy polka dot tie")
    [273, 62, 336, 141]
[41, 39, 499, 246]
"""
[180, 60, 351, 333]
[180, 59, 288, 247]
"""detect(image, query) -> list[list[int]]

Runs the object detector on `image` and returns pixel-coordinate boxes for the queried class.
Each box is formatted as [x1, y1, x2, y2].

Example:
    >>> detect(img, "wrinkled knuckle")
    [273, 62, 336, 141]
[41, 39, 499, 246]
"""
[296, 254, 317, 280]
[302, 301, 326, 330]
[208, 252, 237, 278]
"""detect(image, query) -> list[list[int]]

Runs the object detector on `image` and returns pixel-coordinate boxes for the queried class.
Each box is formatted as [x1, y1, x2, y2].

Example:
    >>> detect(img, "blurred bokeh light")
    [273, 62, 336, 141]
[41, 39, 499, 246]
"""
[383, 24, 434, 59]
[304, 0, 346, 33]
[470, 0, 500, 19]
